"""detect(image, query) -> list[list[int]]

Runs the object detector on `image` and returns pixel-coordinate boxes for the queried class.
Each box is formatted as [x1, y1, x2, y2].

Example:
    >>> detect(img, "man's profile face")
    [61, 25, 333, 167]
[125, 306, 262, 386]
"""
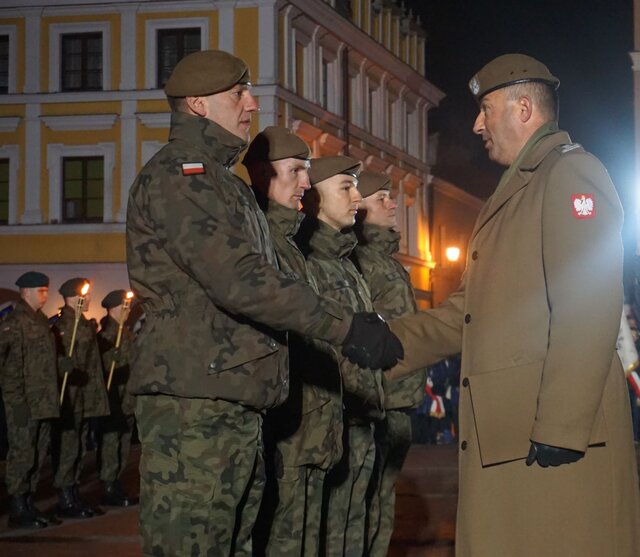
[201, 83, 259, 141]
[472, 88, 521, 166]
[21, 286, 48, 311]
[66, 293, 91, 313]
[360, 190, 398, 230]
[269, 158, 311, 210]
[314, 174, 362, 231]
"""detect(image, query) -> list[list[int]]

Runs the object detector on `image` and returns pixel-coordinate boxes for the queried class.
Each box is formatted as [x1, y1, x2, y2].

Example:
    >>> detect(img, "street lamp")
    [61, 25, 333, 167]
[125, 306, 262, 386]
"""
[445, 246, 461, 263]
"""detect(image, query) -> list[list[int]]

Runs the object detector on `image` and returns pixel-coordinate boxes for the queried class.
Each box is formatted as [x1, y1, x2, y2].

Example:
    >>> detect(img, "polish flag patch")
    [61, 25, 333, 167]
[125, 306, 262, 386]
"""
[629, 370, 640, 398]
[182, 162, 205, 176]
[571, 194, 596, 219]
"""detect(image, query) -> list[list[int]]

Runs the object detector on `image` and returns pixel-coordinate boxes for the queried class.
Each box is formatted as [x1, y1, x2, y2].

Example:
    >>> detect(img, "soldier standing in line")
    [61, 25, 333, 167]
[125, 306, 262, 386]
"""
[297, 157, 385, 557]
[51, 277, 110, 519]
[96, 290, 137, 507]
[125, 50, 401, 557]
[352, 172, 427, 557]
[243, 127, 344, 556]
[0, 272, 61, 529]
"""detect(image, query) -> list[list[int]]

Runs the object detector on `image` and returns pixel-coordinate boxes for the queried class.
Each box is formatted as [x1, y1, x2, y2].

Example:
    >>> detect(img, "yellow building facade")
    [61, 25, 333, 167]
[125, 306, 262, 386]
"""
[0, 0, 448, 318]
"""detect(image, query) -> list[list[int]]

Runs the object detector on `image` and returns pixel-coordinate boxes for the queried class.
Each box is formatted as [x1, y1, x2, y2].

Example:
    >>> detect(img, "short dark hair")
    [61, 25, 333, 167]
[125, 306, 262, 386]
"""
[166, 95, 188, 113]
[505, 81, 559, 122]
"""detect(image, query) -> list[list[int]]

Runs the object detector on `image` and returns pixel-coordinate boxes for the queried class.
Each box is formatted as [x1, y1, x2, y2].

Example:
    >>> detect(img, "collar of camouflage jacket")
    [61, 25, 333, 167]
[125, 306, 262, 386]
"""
[356, 223, 400, 256]
[265, 199, 305, 239]
[168, 111, 248, 168]
[307, 219, 358, 260]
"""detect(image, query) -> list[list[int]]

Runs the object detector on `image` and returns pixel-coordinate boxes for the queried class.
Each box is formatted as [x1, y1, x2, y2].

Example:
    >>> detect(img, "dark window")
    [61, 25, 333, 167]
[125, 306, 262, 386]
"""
[62, 157, 103, 223]
[0, 35, 8, 94]
[61, 32, 102, 91]
[157, 28, 201, 88]
[0, 159, 8, 224]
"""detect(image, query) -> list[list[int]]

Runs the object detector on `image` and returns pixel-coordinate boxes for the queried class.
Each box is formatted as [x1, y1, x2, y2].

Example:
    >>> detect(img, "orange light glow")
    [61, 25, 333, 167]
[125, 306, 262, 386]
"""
[80, 283, 90, 296]
[445, 246, 461, 262]
[126, 291, 134, 300]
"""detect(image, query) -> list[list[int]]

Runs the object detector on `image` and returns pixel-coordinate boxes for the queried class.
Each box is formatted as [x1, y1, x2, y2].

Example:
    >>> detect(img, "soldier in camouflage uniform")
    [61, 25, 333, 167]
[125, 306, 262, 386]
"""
[125, 50, 401, 557]
[0, 272, 60, 529]
[243, 127, 344, 556]
[96, 290, 137, 507]
[51, 277, 110, 518]
[298, 157, 386, 557]
[352, 172, 427, 557]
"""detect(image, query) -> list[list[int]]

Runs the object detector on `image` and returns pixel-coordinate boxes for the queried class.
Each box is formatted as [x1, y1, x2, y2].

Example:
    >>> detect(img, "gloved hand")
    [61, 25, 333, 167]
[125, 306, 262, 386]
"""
[58, 356, 74, 374]
[111, 348, 122, 366]
[341, 312, 404, 370]
[525, 441, 584, 468]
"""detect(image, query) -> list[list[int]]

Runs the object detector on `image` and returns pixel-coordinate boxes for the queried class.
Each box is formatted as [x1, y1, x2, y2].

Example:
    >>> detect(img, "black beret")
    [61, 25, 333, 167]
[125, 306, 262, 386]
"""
[59, 278, 90, 298]
[15, 271, 49, 288]
[308, 156, 361, 186]
[358, 171, 392, 198]
[242, 126, 310, 166]
[101, 290, 127, 309]
[164, 50, 250, 97]
[469, 53, 560, 100]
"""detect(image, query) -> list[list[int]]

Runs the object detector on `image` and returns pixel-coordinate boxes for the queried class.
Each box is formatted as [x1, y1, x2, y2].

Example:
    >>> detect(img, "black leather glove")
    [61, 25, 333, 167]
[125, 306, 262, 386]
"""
[111, 348, 122, 366]
[58, 356, 74, 374]
[525, 441, 584, 468]
[341, 312, 404, 370]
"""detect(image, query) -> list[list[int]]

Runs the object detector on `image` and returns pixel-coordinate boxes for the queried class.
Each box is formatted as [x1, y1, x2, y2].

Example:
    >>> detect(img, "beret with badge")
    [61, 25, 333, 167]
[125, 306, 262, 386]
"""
[102, 289, 127, 310]
[59, 277, 90, 298]
[242, 126, 310, 166]
[164, 49, 250, 97]
[357, 171, 392, 199]
[308, 156, 361, 186]
[15, 271, 49, 288]
[468, 53, 559, 101]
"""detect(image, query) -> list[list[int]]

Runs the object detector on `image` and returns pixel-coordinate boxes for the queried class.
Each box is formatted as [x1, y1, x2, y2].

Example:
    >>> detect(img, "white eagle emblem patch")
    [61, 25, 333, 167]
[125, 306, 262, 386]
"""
[572, 194, 596, 219]
[469, 76, 480, 95]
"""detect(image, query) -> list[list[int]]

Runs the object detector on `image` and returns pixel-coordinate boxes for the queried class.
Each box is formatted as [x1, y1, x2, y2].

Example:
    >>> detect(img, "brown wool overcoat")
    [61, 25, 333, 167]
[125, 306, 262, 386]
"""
[389, 129, 640, 556]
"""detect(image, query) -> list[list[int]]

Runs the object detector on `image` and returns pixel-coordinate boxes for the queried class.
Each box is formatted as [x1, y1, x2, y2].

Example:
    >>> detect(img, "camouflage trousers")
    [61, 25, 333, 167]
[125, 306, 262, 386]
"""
[99, 412, 135, 482]
[3, 401, 51, 496]
[136, 394, 265, 557]
[365, 410, 413, 557]
[323, 421, 375, 557]
[52, 409, 89, 488]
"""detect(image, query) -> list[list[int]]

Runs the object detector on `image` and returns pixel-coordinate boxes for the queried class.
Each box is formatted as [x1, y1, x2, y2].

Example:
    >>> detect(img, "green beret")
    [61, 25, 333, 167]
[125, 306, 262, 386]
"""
[469, 53, 559, 100]
[102, 289, 127, 309]
[164, 50, 250, 97]
[358, 171, 392, 199]
[15, 271, 49, 288]
[59, 277, 90, 298]
[242, 126, 310, 166]
[308, 156, 361, 186]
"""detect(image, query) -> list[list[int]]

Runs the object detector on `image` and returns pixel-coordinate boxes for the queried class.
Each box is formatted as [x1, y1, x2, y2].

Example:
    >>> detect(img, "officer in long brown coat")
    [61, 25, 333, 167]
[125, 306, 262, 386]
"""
[388, 54, 640, 556]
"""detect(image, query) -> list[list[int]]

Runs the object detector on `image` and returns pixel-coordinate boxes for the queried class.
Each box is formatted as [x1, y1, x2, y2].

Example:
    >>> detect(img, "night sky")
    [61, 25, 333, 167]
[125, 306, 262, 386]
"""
[404, 0, 636, 245]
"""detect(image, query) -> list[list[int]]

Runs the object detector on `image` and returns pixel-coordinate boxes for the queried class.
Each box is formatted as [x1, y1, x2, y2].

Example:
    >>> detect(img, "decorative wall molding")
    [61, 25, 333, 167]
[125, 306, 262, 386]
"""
[41, 114, 118, 131]
[136, 112, 171, 128]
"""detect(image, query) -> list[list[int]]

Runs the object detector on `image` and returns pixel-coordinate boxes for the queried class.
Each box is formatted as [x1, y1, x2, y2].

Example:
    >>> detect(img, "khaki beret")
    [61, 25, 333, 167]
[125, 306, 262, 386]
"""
[308, 156, 361, 186]
[469, 53, 559, 100]
[358, 171, 392, 199]
[15, 271, 49, 288]
[102, 289, 127, 309]
[164, 50, 250, 97]
[242, 126, 310, 166]
[59, 277, 90, 298]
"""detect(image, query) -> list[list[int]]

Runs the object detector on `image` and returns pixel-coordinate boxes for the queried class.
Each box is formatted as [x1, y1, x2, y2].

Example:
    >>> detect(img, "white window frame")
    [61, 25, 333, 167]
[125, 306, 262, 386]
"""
[0, 145, 19, 225]
[0, 25, 17, 94]
[145, 18, 209, 90]
[47, 143, 115, 224]
[49, 21, 111, 93]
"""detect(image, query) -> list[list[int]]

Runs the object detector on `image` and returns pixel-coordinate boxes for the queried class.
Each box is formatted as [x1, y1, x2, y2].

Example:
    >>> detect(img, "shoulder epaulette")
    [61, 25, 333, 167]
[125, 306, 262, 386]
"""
[558, 143, 581, 154]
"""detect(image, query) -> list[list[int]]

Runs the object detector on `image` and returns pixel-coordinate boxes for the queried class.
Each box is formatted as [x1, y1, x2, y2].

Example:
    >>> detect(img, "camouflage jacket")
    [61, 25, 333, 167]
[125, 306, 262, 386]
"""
[0, 299, 59, 420]
[97, 316, 136, 415]
[126, 112, 350, 410]
[262, 200, 343, 470]
[52, 306, 110, 417]
[353, 224, 427, 409]
[300, 218, 385, 422]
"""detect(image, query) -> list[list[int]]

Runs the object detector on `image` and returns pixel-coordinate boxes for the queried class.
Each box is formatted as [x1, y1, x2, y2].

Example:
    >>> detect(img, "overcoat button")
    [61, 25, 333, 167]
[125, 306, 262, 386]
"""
[208, 363, 215, 370]
[464, 314, 471, 324]
[461, 441, 468, 450]
[462, 378, 469, 387]
[472, 251, 478, 260]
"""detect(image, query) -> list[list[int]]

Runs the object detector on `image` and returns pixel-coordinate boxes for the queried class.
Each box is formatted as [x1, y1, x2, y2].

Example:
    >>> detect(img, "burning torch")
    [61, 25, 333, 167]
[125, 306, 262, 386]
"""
[59, 281, 90, 405]
[107, 291, 134, 391]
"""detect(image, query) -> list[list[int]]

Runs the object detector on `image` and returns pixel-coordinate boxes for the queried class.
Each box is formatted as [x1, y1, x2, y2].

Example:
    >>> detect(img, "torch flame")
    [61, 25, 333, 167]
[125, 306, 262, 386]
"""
[126, 291, 134, 300]
[80, 283, 90, 296]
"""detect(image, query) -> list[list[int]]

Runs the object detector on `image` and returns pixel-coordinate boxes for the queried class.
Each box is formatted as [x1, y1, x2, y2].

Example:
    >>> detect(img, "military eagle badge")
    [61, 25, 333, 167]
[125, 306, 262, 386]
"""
[182, 162, 205, 175]
[571, 194, 595, 219]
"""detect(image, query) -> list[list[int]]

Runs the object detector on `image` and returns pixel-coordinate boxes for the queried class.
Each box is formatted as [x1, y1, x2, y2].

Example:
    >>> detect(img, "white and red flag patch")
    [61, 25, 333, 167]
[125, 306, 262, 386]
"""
[628, 370, 640, 398]
[182, 162, 205, 176]
[571, 194, 596, 219]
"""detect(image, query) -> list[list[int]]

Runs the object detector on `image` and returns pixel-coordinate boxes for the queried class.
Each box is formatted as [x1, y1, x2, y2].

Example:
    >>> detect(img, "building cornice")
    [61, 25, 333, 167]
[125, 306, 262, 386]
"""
[0, 223, 125, 235]
[0, 117, 20, 132]
[42, 114, 118, 131]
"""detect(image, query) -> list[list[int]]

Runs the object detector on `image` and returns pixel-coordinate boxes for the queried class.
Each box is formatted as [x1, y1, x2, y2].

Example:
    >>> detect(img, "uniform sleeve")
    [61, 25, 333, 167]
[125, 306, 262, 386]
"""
[531, 152, 623, 451]
[0, 321, 26, 399]
[385, 284, 465, 380]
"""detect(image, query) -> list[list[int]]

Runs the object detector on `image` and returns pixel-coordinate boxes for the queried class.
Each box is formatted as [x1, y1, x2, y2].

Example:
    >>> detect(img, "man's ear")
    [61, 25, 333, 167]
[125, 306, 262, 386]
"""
[185, 96, 207, 117]
[518, 95, 533, 123]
